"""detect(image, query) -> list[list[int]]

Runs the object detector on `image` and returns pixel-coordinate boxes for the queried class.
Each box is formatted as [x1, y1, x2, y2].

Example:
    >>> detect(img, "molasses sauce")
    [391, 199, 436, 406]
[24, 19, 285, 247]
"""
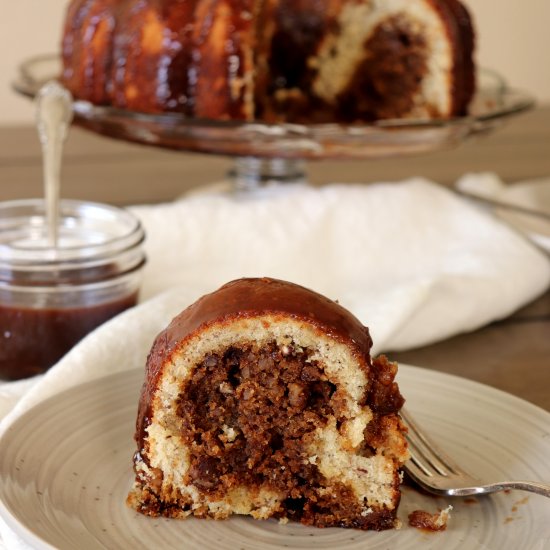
[0, 291, 138, 380]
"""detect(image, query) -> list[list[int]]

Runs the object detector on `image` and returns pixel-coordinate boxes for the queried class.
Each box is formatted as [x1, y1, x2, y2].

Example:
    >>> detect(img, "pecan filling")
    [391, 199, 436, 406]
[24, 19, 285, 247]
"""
[177, 342, 335, 498]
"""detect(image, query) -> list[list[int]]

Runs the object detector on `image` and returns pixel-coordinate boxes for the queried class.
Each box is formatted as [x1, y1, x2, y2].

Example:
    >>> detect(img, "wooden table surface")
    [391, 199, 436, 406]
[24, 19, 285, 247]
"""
[0, 107, 549, 411]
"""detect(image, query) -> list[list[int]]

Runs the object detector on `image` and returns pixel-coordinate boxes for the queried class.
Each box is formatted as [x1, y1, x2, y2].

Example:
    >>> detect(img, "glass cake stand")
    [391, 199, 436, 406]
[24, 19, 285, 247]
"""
[14, 54, 535, 191]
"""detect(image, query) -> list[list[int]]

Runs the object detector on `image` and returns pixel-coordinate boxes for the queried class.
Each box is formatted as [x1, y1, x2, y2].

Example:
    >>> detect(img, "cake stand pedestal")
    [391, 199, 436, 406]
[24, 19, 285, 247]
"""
[230, 158, 306, 192]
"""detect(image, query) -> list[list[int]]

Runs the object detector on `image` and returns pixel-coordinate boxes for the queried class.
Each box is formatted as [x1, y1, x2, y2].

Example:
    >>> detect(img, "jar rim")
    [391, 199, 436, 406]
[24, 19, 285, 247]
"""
[0, 199, 145, 266]
[0, 232, 146, 271]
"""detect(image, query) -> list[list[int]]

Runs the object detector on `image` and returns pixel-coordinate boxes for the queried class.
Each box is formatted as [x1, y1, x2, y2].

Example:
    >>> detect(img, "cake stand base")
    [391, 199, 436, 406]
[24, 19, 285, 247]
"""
[228, 157, 307, 192]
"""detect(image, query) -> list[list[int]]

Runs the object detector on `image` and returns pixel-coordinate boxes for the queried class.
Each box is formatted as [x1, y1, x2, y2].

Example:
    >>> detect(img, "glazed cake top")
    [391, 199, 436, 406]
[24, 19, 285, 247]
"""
[161, 277, 372, 353]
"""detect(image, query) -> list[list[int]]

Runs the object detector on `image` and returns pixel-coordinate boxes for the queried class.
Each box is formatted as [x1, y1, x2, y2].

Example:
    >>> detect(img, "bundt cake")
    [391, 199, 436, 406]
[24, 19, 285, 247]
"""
[61, 0, 475, 123]
[127, 278, 409, 530]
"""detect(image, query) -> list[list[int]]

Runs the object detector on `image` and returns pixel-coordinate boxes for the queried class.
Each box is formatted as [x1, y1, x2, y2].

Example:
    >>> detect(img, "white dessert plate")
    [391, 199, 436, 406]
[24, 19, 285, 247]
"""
[0, 365, 549, 550]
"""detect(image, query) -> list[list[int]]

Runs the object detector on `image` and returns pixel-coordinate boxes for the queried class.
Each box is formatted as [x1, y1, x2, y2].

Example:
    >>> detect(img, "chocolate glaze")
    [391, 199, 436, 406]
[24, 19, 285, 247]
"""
[135, 277, 373, 451]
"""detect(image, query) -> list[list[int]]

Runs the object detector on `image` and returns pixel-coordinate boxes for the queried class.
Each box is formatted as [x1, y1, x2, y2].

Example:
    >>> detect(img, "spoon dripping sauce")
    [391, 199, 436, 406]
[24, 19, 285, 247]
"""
[36, 80, 73, 249]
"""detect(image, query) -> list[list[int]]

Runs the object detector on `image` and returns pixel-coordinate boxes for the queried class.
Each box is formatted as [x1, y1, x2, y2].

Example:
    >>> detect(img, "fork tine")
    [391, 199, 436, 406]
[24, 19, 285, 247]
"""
[405, 450, 435, 480]
[401, 408, 466, 477]
[406, 435, 449, 477]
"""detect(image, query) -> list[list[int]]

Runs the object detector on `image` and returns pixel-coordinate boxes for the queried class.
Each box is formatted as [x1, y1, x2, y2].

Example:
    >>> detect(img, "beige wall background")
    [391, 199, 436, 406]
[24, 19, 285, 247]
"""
[1, 0, 549, 126]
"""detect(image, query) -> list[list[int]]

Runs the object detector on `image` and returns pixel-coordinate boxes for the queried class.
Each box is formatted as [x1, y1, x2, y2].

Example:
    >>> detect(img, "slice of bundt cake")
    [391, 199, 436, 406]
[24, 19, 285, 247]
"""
[127, 278, 409, 530]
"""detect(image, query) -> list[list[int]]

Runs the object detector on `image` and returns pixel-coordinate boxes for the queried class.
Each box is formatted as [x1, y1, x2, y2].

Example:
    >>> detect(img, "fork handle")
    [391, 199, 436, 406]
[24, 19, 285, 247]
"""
[481, 481, 550, 498]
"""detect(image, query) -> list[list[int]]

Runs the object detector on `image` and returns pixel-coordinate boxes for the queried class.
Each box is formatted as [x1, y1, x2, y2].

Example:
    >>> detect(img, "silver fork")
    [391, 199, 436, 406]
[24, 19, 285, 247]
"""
[400, 408, 550, 498]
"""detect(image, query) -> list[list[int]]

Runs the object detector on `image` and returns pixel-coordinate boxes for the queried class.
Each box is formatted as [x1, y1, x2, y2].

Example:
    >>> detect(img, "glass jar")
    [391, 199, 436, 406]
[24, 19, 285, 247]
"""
[0, 199, 146, 380]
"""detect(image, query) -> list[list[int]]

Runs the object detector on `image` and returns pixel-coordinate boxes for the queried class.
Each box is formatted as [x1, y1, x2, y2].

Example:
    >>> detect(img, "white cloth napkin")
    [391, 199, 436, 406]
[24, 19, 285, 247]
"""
[132, 177, 550, 352]
[0, 176, 549, 548]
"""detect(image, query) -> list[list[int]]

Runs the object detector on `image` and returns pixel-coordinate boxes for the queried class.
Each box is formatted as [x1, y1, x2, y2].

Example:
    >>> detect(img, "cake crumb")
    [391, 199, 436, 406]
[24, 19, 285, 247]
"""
[279, 517, 289, 525]
[219, 382, 233, 395]
[220, 424, 238, 442]
[408, 505, 452, 531]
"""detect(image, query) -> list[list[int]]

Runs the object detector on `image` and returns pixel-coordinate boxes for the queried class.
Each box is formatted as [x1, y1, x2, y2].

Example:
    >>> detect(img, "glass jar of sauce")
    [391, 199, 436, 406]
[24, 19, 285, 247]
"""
[0, 199, 146, 380]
